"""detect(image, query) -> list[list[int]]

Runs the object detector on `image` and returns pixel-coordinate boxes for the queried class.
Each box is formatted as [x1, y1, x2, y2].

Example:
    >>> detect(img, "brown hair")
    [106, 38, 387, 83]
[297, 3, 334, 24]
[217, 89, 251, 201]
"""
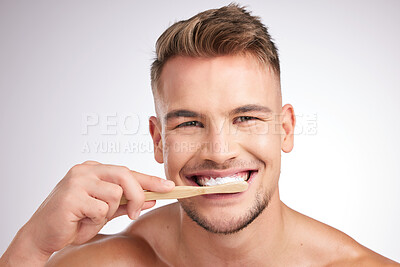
[150, 3, 280, 94]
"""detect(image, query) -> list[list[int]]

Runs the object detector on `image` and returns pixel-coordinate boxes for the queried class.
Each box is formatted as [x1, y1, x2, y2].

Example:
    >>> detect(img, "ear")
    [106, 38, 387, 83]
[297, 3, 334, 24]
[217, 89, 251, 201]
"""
[280, 104, 296, 153]
[149, 116, 164, 163]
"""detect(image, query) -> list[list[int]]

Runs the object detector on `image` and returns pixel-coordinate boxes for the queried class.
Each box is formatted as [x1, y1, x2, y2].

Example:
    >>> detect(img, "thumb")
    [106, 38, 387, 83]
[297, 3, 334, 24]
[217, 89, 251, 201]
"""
[110, 201, 156, 220]
[110, 205, 128, 220]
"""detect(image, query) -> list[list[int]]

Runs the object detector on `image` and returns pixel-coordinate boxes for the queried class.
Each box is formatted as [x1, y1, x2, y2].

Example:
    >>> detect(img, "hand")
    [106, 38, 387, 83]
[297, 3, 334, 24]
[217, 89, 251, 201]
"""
[20, 161, 175, 257]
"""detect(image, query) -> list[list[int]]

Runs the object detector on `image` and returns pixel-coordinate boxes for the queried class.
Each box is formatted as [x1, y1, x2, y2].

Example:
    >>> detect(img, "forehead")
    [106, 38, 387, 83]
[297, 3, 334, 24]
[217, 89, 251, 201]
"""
[155, 54, 281, 117]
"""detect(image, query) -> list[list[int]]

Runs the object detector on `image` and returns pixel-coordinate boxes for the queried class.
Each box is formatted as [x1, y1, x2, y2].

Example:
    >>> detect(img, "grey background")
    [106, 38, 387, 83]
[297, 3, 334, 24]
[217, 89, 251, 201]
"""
[1, 0, 399, 261]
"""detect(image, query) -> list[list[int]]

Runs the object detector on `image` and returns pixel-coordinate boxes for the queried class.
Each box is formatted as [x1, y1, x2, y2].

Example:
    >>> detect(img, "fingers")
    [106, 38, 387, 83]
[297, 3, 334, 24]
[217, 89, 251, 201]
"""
[96, 166, 144, 219]
[110, 201, 156, 220]
[75, 162, 174, 220]
[86, 179, 123, 220]
[25, 160, 164, 253]
[142, 200, 156, 210]
[81, 196, 109, 225]
[88, 164, 174, 219]
[131, 170, 175, 192]
[110, 205, 128, 220]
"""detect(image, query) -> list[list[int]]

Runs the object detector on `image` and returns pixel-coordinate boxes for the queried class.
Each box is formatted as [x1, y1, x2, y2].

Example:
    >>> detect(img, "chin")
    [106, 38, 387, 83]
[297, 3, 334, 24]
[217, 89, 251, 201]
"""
[179, 188, 271, 235]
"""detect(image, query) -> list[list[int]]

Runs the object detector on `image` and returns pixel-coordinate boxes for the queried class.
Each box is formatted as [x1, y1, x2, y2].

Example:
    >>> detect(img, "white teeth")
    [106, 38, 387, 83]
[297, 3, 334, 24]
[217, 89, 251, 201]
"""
[196, 172, 249, 186]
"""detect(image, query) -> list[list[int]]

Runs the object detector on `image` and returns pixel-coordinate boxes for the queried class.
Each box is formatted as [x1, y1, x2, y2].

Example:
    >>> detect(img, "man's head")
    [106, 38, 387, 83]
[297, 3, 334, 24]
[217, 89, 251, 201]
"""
[150, 4, 281, 99]
[149, 4, 295, 234]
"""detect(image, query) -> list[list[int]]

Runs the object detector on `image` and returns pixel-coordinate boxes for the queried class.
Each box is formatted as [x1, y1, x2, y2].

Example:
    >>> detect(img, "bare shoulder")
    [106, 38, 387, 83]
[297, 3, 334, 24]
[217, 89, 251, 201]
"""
[46, 203, 179, 267]
[284, 204, 399, 266]
[45, 233, 157, 267]
[123, 202, 180, 261]
[330, 249, 400, 267]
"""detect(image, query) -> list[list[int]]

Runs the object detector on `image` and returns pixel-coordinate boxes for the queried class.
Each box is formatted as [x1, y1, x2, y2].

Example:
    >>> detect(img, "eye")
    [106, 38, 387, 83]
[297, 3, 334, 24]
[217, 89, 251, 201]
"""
[234, 116, 258, 124]
[176, 121, 204, 128]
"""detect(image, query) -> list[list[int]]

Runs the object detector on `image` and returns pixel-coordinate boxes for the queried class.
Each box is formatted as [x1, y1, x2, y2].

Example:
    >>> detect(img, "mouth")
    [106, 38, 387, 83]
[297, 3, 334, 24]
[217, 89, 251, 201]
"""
[186, 170, 257, 187]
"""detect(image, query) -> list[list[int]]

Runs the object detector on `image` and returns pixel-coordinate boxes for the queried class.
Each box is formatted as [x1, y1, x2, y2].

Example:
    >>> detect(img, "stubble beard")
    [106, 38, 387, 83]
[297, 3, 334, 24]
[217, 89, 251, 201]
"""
[179, 188, 271, 235]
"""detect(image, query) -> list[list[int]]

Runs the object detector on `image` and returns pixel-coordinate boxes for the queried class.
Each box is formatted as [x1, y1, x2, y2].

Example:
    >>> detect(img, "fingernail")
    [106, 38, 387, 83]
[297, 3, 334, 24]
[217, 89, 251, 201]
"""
[162, 179, 175, 187]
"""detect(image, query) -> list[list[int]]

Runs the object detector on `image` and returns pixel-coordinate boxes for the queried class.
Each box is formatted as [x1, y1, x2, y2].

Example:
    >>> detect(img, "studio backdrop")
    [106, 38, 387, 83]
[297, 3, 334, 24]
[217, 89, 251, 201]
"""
[0, 0, 399, 261]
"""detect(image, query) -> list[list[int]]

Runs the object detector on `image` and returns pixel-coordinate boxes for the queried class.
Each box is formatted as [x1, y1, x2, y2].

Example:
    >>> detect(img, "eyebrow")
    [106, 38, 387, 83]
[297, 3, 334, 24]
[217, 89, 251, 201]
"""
[229, 104, 273, 116]
[164, 104, 272, 122]
[164, 109, 203, 121]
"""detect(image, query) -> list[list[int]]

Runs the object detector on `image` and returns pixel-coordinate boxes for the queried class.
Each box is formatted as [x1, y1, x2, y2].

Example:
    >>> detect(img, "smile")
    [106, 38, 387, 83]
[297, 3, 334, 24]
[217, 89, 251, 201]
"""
[186, 170, 256, 187]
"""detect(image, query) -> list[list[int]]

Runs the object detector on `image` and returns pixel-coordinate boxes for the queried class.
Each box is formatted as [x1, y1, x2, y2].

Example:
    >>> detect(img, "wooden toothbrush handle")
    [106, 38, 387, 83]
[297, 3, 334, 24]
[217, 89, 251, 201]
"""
[119, 181, 248, 204]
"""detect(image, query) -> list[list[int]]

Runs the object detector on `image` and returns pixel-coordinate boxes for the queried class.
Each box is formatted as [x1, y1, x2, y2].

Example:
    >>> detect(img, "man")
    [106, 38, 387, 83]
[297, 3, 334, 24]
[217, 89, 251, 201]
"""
[1, 4, 398, 266]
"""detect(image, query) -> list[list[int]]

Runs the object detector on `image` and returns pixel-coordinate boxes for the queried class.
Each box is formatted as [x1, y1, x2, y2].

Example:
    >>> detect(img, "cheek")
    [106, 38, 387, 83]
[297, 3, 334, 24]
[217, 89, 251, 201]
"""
[255, 133, 282, 183]
[239, 129, 282, 185]
[242, 129, 281, 159]
[163, 134, 199, 180]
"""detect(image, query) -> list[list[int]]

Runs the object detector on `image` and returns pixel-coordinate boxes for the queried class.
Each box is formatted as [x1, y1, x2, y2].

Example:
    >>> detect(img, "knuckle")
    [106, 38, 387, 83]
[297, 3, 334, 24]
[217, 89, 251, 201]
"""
[117, 165, 130, 173]
[106, 185, 123, 203]
[120, 165, 130, 171]
[117, 166, 133, 184]
[93, 178, 102, 188]
[65, 174, 82, 188]
[97, 202, 109, 217]
[110, 194, 120, 204]
[115, 184, 123, 195]
[128, 194, 144, 212]
[89, 215, 102, 224]
[148, 176, 164, 187]
[82, 160, 100, 165]
[68, 164, 86, 176]
[150, 175, 161, 183]
[112, 185, 123, 201]
[119, 166, 132, 176]
[135, 191, 145, 205]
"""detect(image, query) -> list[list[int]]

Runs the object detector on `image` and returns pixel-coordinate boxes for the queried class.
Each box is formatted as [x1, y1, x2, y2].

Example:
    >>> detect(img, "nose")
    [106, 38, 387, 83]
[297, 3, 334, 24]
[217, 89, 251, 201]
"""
[197, 121, 240, 165]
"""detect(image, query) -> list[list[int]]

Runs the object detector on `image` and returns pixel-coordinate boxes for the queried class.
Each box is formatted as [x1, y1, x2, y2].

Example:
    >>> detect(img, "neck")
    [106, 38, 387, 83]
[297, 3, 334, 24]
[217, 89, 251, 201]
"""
[177, 189, 290, 266]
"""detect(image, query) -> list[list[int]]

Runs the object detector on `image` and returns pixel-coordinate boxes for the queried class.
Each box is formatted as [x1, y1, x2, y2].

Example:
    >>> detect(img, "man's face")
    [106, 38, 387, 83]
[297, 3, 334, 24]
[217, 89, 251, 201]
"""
[150, 54, 293, 234]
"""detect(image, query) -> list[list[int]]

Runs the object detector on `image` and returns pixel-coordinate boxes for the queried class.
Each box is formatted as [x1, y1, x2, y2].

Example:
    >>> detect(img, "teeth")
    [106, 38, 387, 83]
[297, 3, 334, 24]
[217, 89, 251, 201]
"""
[196, 172, 249, 186]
